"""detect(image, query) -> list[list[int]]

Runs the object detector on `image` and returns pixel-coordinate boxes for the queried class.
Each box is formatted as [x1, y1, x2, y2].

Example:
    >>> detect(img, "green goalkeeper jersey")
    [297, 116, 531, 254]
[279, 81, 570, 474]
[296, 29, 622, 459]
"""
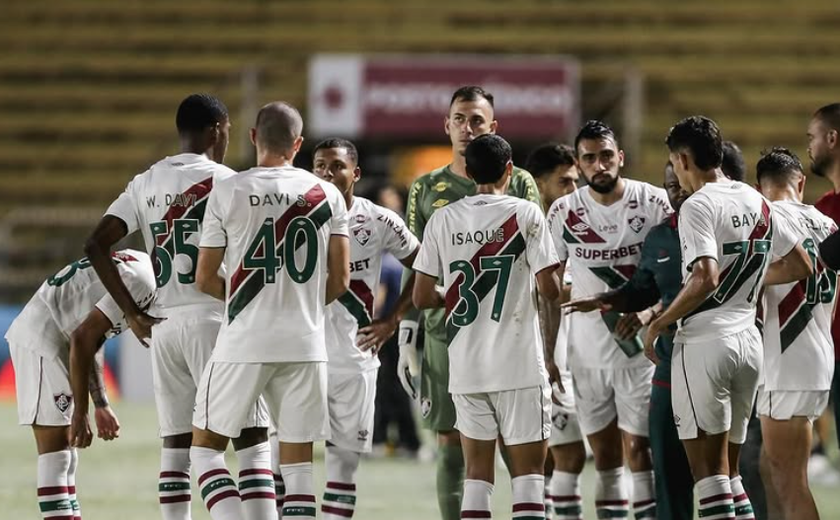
[406, 163, 541, 342]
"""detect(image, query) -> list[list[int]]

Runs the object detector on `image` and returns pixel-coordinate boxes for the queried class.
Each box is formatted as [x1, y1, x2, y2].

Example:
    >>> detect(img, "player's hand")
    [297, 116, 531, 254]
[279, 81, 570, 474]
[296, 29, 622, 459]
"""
[397, 320, 420, 399]
[127, 311, 165, 348]
[643, 320, 663, 365]
[615, 313, 644, 340]
[358, 316, 398, 354]
[546, 359, 563, 392]
[94, 405, 121, 441]
[69, 411, 93, 449]
[561, 295, 611, 314]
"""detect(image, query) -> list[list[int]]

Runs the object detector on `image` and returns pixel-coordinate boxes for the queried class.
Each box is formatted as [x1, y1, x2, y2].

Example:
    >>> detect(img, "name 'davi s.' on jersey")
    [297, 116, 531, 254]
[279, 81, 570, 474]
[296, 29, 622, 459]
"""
[547, 179, 672, 369]
[762, 201, 837, 391]
[677, 181, 798, 344]
[413, 194, 558, 395]
[200, 165, 349, 364]
[106, 153, 236, 314]
[326, 196, 419, 374]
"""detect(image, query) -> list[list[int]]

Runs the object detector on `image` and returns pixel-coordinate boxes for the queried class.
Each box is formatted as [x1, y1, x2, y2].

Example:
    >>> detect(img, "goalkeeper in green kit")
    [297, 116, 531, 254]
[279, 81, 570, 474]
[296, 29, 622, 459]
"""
[397, 86, 541, 520]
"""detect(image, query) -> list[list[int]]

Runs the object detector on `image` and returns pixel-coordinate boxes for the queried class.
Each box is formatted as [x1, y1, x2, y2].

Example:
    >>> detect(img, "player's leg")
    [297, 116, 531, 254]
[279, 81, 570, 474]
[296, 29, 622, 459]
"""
[321, 369, 378, 519]
[453, 392, 500, 519]
[758, 388, 825, 520]
[573, 367, 629, 519]
[727, 330, 762, 520]
[268, 431, 285, 518]
[649, 376, 693, 520]
[191, 361, 268, 520]
[497, 385, 552, 520]
[232, 424, 274, 520]
[422, 335, 464, 520]
[616, 365, 656, 520]
[671, 341, 735, 519]
[273, 361, 331, 520]
[33, 426, 75, 520]
[547, 379, 585, 520]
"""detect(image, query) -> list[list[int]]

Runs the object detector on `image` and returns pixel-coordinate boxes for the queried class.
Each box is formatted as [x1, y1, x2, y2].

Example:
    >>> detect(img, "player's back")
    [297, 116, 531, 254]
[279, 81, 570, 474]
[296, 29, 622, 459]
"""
[202, 164, 348, 363]
[763, 200, 837, 390]
[106, 153, 236, 314]
[678, 181, 793, 343]
[417, 194, 556, 394]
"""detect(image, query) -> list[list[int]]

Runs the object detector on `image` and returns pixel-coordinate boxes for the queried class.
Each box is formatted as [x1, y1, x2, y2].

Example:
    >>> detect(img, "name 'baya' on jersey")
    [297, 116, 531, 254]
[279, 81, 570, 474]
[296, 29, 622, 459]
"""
[105, 153, 236, 313]
[413, 194, 558, 395]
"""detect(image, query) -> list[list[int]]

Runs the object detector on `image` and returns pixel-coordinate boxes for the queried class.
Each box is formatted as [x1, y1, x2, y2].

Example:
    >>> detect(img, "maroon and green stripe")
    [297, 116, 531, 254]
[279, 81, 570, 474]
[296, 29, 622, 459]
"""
[337, 280, 375, 327]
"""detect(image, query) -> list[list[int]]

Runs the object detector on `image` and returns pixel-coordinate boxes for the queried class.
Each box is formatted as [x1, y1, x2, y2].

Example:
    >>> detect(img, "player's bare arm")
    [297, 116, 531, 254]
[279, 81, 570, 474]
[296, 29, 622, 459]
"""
[358, 250, 419, 353]
[537, 267, 564, 391]
[644, 256, 720, 363]
[764, 243, 813, 285]
[412, 271, 444, 310]
[69, 309, 121, 449]
[195, 246, 226, 300]
[326, 234, 351, 303]
[85, 216, 163, 347]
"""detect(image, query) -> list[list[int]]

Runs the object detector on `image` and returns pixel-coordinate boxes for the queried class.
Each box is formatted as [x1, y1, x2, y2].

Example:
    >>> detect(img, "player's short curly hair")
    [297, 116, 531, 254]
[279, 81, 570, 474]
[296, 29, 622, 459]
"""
[756, 147, 803, 185]
[574, 120, 617, 155]
[665, 116, 723, 171]
[175, 94, 228, 134]
[312, 137, 359, 165]
[465, 134, 512, 185]
[525, 143, 576, 179]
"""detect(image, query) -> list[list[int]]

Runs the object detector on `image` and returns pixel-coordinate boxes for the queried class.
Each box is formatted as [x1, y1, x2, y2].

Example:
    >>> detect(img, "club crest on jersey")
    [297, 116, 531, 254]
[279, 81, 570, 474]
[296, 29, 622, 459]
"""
[353, 227, 372, 246]
[628, 215, 645, 233]
[433, 182, 450, 192]
[54, 393, 72, 414]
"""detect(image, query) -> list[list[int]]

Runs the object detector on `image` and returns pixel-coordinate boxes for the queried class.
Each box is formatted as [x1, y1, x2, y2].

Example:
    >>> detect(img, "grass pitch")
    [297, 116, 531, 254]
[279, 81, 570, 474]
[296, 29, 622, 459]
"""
[2, 402, 839, 519]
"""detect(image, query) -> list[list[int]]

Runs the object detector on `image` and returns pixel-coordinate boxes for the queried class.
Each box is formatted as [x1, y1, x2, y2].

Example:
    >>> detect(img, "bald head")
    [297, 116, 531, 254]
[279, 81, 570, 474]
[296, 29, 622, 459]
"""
[254, 102, 303, 155]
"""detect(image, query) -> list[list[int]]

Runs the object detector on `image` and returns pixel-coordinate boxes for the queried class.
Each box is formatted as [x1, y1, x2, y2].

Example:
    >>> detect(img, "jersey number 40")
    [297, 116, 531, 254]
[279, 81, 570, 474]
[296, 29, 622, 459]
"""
[244, 216, 319, 285]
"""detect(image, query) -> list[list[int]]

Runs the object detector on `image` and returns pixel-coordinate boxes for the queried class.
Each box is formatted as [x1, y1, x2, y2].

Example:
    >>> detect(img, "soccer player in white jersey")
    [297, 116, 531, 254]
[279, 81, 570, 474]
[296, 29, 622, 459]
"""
[546, 121, 668, 520]
[644, 116, 812, 520]
[190, 102, 350, 520]
[755, 148, 837, 520]
[525, 142, 587, 519]
[5, 249, 154, 520]
[413, 134, 559, 519]
[84, 94, 271, 520]
[311, 138, 420, 519]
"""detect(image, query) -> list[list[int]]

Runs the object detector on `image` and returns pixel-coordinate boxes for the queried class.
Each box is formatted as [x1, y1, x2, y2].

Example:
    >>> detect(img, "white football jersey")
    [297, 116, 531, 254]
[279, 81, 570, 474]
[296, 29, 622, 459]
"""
[546, 179, 672, 369]
[6, 249, 156, 359]
[762, 201, 837, 391]
[200, 165, 349, 363]
[413, 194, 557, 394]
[326, 197, 419, 374]
[105, 153, 236, 315]
[677, 181, 798, 343]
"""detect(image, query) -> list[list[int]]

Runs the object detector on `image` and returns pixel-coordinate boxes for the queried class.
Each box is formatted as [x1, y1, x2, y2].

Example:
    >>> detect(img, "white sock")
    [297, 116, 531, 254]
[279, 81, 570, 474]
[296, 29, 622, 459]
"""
[236, 442, 276, 520]
[550, 470, 582, 520]
[322, 446, 361, 519]
[544, 482, 553, 520]
[159, 448, 191, 520]
[461, 479, 493, 518]
[632, 470, 656, 519]
[280, 462, 316, 519]
[37, 450, 72, 520]
[190, 446, 243, 520]
[696, 475, 734, 520]
[595, 467, 628, 519]
[730, 476, 754, 520]
[67, 448, 81, 520]
[512, 474, 545, 519]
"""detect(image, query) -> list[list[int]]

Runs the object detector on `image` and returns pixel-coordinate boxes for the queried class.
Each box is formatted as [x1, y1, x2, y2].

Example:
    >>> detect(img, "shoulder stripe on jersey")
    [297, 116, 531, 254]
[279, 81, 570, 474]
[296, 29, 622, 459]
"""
[564, 209, 606, 244]
[159, 177, 214, 238]
[589, 265, 637, 290]
[444, 215, 519, 312]
[227, 185, 331, 324]
[444, 231, 527, 342]
[337, 280, 375, 327]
